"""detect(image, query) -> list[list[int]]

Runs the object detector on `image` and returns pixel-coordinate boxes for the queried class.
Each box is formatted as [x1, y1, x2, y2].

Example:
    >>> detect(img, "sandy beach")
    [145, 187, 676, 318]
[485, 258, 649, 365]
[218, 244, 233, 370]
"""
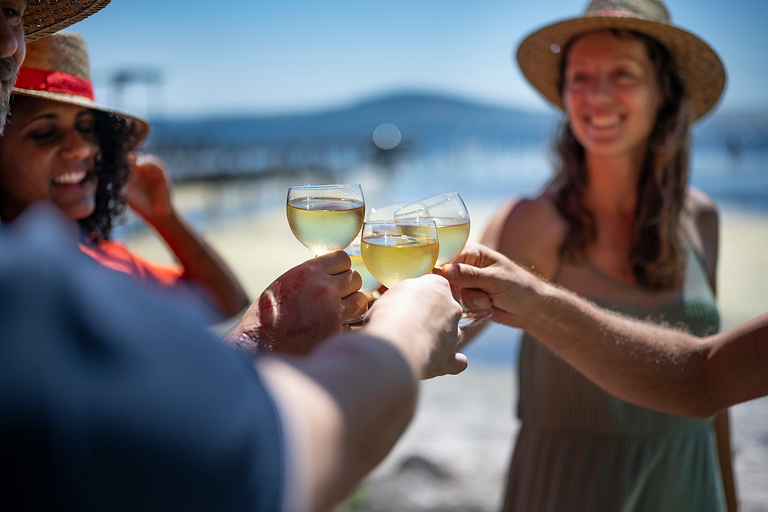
[122, 190, 768, 511]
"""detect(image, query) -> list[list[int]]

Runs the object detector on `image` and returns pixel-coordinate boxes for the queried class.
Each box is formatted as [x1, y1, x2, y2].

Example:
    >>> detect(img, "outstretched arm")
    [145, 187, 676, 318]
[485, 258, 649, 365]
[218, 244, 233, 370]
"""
[258, 274, 466, 512]
[124, 154, 250, 317]
[441, 242, 768, 417]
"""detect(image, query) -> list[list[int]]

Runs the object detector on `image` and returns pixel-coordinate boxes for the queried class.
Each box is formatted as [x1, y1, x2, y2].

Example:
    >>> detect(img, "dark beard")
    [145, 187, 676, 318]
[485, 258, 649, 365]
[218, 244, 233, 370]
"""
[0, 57, 18, 134]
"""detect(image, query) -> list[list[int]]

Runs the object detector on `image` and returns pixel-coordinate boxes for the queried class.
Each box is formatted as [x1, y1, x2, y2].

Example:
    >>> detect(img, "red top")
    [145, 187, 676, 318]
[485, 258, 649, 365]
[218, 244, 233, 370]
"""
[79, 239, 183, 286]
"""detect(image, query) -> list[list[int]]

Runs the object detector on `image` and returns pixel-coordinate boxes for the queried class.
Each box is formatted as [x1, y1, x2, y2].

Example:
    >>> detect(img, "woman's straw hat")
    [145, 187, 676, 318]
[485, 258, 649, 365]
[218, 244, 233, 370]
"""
[516, 0, 726, 122]
[13, 32, 150, 147]
[24, 0, 111, 41]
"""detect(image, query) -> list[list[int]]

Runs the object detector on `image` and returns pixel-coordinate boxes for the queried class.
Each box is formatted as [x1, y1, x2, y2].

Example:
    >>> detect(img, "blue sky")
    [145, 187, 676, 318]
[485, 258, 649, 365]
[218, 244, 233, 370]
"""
[72, 0, 768, 119]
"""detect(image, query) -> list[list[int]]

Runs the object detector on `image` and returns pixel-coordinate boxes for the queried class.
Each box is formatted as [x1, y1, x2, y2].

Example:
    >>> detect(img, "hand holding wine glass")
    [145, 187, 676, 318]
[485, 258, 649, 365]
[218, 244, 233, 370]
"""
[287, 184, 366, 325]
[394, 191, 492, 329]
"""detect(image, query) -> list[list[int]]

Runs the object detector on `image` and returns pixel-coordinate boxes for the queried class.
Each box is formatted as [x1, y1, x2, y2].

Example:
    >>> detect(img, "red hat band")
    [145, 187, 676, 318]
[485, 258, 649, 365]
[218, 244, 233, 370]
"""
[14, 67, 95, 102]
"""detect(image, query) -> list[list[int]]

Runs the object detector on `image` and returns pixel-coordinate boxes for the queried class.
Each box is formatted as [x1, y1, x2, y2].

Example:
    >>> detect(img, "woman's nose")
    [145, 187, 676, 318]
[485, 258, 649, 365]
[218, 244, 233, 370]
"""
[586, 74, 612, 102]
[60, 131, 97, 161]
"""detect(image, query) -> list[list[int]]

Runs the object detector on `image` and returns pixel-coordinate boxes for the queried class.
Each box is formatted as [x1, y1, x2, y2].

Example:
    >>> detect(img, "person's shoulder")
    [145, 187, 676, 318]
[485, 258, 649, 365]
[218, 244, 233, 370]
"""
[481, 193, 566, 277]
[685, 187, 719, 241]
[686, 187, 719, 220]
[684, 187, 719, 283]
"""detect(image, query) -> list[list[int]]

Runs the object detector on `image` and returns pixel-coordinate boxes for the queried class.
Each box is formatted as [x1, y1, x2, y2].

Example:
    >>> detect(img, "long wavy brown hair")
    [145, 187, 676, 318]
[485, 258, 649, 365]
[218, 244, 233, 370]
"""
[550, 29, 691, 290]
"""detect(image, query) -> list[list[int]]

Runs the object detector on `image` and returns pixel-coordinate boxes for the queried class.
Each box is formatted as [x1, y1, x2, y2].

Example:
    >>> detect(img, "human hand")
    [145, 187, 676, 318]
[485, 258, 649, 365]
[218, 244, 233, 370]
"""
[227, 251, 367, 356]
[123, 154, 174, 224]
[437, 242, 541, 329]
[364, 274, 466, 379]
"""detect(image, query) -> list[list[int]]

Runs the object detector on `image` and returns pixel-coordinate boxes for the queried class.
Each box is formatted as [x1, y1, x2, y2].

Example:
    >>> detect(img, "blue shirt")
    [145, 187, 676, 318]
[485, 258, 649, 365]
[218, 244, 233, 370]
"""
[0, 208, 285, 511]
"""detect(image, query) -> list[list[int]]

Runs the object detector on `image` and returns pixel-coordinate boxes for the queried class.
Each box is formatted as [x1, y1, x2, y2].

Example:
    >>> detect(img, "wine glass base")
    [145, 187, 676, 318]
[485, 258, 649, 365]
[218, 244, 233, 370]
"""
[344, 314, 366, 326]
[458, 308, 493, 330]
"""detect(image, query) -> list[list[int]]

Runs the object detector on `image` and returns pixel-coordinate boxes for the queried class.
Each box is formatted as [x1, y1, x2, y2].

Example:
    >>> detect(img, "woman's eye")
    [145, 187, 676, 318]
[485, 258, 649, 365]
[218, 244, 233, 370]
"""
[615, 68, 638, 81]
[77, 123, 95, 134]
[29, 128, 57, 142]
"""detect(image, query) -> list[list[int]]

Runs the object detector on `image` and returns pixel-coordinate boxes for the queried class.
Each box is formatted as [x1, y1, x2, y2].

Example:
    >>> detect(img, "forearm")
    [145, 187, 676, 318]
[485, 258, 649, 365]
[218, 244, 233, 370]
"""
[258, 333, 418, 512]
[518, 280, 768, 415]
[517, 279, 716, 415]
[147, 210, 249, 316]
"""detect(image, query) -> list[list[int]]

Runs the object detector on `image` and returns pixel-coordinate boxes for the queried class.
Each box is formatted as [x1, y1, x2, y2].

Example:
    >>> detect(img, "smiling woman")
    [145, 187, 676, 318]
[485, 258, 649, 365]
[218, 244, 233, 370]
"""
[458, 0, 738, 511]
[0, 31, 147, 234]
[0, 31, 250, 321]
[0, 96, 101, 221]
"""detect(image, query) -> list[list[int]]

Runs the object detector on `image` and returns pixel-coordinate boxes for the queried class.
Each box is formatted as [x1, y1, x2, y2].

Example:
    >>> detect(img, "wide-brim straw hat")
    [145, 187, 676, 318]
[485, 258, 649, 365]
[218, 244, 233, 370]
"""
[516, 0, 726, 122]
[13, 32, 150, 148]
[24, 0, 111, 41]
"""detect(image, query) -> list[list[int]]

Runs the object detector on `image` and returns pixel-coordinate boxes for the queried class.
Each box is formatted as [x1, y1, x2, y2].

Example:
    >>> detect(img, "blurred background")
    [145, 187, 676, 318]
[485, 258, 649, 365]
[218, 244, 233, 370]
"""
[73, 1, 768, 510]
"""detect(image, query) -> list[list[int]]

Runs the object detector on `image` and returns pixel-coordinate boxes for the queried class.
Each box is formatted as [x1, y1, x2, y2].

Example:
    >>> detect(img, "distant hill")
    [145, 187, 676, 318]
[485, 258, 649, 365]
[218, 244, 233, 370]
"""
[142, 90, 768, 181]
[146, 90, 559, 150]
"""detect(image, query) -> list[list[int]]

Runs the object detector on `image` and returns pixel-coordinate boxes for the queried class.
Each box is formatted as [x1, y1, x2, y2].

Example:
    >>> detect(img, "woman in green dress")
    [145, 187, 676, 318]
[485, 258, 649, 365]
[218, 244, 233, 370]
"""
[471, 0, 736, 509]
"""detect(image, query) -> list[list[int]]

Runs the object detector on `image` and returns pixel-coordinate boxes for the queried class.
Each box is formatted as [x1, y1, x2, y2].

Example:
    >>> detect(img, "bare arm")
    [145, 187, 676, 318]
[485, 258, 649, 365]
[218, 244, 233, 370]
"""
[442, 243, 768, 417]
[459, 196, 565, 348]
[124, 154, 250, 317]
[257, 275, 466, 512]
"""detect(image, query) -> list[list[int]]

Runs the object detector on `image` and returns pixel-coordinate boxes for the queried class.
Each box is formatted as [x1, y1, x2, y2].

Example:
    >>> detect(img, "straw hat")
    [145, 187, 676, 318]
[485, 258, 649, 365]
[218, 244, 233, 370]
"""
[24, 0, 111, 41]
[13, 32, 150, 147]
[516, 0, 726, 122]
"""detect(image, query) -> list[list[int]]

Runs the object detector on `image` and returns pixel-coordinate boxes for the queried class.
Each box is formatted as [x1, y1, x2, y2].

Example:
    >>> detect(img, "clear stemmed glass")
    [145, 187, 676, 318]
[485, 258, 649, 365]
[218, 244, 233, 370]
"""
[286, 184, 365, 255]
[367, 202, 405, 221]
[394, 191, 492, 329]
[360, 220, 439, 290]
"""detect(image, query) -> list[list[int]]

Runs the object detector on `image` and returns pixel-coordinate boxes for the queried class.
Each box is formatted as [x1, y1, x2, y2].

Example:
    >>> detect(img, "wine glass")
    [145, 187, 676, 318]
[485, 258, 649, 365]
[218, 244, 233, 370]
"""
[367, 202, 405, 221]
[394, 191, 492, 329]
[286, 184, 365, 255]
[360, 220, 439, 290]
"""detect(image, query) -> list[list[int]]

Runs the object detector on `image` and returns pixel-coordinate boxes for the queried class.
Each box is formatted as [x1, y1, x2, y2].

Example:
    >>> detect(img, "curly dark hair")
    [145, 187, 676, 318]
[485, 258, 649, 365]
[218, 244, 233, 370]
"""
[78, 110, 144, 243]
[550, 29, 691, 290]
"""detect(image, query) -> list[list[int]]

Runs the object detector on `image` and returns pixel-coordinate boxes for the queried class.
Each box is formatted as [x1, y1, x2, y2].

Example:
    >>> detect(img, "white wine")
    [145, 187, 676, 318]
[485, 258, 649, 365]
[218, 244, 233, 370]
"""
[361, 234, 439, 289]
[287, 198, 365, 254]
[434, 220, 470, 265]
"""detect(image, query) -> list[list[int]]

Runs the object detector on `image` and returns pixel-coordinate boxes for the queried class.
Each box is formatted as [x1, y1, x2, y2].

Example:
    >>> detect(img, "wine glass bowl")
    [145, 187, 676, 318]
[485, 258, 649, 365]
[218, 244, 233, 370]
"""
[286, 184, 365, 255]
[360, 220, 439, 289]
[394, 192, 470, 266]
[394, 191, 491, 329]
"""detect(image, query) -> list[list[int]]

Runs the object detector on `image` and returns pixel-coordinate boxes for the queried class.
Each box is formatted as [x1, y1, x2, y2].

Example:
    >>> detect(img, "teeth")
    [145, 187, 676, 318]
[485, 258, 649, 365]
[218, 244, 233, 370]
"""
[590, 115, 621, 128]
[54, 171, 87, 185]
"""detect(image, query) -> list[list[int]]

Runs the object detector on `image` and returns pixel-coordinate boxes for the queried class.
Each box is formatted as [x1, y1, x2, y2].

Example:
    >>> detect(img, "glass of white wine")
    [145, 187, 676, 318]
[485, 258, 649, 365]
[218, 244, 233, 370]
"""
[360, 220, 439, 290]
[394, 191, 492, 329]
[286, 184, 365, 255]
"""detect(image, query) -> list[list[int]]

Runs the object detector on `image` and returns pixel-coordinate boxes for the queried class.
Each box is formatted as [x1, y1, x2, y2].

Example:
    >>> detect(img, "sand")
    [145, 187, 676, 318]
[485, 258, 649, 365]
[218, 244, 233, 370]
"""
[121, 193, 768, 511]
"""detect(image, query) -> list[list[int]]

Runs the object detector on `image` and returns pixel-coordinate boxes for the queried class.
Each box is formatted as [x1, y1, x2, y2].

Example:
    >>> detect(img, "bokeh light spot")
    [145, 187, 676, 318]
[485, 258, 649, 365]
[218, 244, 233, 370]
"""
[372, 123, 402, 150]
